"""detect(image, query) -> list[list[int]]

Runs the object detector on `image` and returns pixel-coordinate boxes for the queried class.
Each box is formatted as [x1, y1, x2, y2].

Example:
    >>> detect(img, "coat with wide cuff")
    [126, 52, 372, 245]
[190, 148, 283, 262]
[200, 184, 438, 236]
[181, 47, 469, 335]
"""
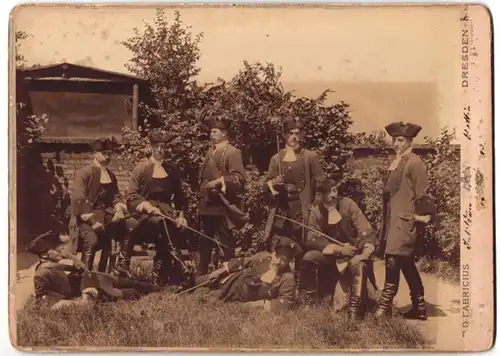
[381, 152, 435, 257]
[198, 144, 246, 218]
[33, 262, 85, 305]
[207, 251, 296, 313]
[69, 165, 125, 253]
[125, 159, 187, 218]
[305, 197, 376, 252]
[70, 165, 124, 224]
[265, 148, 325, 243]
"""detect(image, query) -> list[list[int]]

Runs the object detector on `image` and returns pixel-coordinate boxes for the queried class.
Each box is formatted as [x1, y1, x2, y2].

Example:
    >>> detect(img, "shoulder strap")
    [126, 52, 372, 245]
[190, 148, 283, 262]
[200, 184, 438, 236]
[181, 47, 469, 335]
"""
[219, 147, 229, 176]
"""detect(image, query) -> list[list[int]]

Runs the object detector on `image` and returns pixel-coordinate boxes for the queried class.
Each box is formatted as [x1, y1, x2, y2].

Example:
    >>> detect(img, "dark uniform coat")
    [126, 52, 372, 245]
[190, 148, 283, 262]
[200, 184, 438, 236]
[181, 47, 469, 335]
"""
[196, 251, 296, 313]
[306, 197, 376, 252]
[265, 148, 325, 243]
[198, 143, 246, 221]
[71, 164, 123, 223]
[125, 159, 187, 217]
[69, 164, 125, 252]
[381, 152, 434, 256]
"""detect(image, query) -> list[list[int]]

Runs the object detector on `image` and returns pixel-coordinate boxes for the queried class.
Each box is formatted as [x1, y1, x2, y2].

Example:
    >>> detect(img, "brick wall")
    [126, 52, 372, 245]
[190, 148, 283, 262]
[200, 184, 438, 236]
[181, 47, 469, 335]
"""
[40, 150, 133, 194]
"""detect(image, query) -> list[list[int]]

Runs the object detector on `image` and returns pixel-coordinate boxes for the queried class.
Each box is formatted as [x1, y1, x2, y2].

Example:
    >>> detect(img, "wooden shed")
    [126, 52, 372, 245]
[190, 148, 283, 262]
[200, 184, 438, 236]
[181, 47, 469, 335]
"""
[17, 62, 150, 141]
[15, 63, 152, 244]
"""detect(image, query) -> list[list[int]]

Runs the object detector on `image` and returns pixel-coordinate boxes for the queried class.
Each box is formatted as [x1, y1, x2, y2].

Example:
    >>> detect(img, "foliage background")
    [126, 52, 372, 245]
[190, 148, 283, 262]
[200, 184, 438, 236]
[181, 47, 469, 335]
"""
[15, 10, 461, 273]
[115, 10, 461, 268]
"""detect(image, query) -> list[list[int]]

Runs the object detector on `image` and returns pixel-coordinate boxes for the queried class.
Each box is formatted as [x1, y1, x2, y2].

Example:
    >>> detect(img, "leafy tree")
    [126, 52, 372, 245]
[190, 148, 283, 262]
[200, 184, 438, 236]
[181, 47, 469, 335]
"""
[15, 31, 66, 240]
[15, 30, 29, 69]
[118, 10, 460, 270]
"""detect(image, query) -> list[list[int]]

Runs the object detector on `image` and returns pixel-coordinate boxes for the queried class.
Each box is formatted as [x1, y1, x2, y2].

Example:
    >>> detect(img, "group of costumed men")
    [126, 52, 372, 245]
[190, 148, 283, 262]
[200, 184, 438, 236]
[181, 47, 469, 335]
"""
[26, 116, 434, 321]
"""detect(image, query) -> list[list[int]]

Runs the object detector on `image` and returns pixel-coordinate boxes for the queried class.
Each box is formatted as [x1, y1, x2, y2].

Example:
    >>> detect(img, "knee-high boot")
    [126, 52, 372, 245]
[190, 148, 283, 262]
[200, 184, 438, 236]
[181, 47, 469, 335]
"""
[402, 294, 428, 320]
[152, 254, 166, 286]
[298, 261, 320, 305]
[81, 244, 96, 271]
[114, 233, 133, 278]
[374, 282, 398, 318]
[348, 262, 368, 320]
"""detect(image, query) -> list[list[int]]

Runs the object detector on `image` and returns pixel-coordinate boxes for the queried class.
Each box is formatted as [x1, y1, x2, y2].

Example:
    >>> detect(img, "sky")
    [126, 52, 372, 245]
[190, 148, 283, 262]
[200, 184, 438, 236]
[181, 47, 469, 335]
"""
[13, 5, 466, 142]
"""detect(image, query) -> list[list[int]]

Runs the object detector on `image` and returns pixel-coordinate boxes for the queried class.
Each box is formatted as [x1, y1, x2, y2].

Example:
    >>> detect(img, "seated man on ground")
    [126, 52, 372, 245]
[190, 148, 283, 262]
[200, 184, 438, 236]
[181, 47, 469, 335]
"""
[298, 178, 377, 320]
[189, 235, 301, 313]
[25, 229, 164, 309]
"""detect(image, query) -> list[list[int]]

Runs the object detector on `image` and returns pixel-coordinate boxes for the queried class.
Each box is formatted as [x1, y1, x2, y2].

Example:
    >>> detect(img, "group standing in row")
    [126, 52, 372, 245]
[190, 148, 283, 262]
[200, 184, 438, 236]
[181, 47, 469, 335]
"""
[27, 116, 434, 321]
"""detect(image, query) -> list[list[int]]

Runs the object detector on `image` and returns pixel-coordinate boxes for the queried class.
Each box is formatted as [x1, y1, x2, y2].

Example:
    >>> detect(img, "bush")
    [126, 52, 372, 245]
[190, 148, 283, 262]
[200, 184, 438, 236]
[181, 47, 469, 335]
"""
[117, 10, 355, 256]
[420, 128, 460, 264]
[116, 10, 460, 273]
[342, 129, 460, 268]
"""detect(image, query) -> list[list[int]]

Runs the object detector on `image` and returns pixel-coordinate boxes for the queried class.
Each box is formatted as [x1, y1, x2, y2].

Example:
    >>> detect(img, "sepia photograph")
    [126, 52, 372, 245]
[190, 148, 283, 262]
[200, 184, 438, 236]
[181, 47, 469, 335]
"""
[9, 3, 494, 352]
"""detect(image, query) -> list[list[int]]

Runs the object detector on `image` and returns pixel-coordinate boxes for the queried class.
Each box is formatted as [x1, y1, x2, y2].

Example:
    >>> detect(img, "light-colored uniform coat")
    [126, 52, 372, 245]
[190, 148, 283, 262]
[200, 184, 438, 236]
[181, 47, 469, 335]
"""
[382, 152, 432, 257]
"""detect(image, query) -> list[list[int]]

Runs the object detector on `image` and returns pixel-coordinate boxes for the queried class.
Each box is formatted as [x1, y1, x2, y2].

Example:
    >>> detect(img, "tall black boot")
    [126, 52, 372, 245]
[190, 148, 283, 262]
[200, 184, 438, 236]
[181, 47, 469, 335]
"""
[374, 282, 398, 318]
[81, 244, 96, 271]
[114, 234, 133, 278]
[348, 262, 368, 320]
[298, 262, 320, 305]
[402, 295, 428, 320]
[151, 255, 166, 287]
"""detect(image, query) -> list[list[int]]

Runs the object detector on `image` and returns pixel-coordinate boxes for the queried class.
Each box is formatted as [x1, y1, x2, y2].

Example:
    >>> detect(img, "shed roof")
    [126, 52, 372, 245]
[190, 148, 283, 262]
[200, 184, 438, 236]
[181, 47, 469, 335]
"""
[18, 62, 148, 83]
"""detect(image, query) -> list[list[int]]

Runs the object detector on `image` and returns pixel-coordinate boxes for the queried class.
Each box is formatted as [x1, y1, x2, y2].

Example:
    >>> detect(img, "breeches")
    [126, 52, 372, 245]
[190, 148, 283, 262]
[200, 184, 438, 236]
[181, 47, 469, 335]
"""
[113, 276, 161, 295]
[199, 215, 235, 275]
[384, 254, 424, 297]
[123, 215, 184, 261]
[119, 214, 188, 285]
[300, 250, 368, 308]
[78, 216, 138, 272]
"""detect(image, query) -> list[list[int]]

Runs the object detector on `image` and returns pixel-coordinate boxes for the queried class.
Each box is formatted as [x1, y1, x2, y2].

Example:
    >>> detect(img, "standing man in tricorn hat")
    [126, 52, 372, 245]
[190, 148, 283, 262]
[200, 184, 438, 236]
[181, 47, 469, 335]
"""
[70, 138, 135, 272]
[124, 129, 188, 286]
[374, 121, 435, 321]
[197, 117, 247, 275]
[264, 116, 325, 257]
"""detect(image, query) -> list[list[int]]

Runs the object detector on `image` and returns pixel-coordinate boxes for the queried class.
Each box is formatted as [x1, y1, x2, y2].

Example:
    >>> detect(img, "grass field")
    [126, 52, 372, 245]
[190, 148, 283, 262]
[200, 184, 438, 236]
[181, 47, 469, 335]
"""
[17, 289, 427, 350]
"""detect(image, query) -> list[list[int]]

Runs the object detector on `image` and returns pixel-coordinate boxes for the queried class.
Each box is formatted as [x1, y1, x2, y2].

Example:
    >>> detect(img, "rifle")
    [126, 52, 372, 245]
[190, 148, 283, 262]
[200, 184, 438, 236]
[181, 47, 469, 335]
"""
[217, 192, 249, 230]
[275, 214, 378, 289]
[263, 134, 282, 245]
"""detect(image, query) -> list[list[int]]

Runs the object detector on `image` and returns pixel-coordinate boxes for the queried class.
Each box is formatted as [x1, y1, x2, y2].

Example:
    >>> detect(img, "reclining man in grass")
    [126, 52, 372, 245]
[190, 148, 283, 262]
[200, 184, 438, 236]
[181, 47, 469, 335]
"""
[187, 236, 301, 313]
[298, 178, 377, 320]
[26, 229, 163, 310]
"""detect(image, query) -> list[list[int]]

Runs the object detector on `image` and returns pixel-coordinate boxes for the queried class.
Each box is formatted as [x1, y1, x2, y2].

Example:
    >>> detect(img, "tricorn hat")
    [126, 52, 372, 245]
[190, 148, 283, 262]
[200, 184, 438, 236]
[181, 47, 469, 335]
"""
[273, 236, 302, 259]
[283, 116, 304, 134]
[89, 138, 115, 152]
[385, 122, 422, 138]
[25, 231, 63, 255]
[206, 117, 232, 132]
[148, 129, 176, 144]
[80, 271, 123, 299]
[316, 176, 342, 194]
